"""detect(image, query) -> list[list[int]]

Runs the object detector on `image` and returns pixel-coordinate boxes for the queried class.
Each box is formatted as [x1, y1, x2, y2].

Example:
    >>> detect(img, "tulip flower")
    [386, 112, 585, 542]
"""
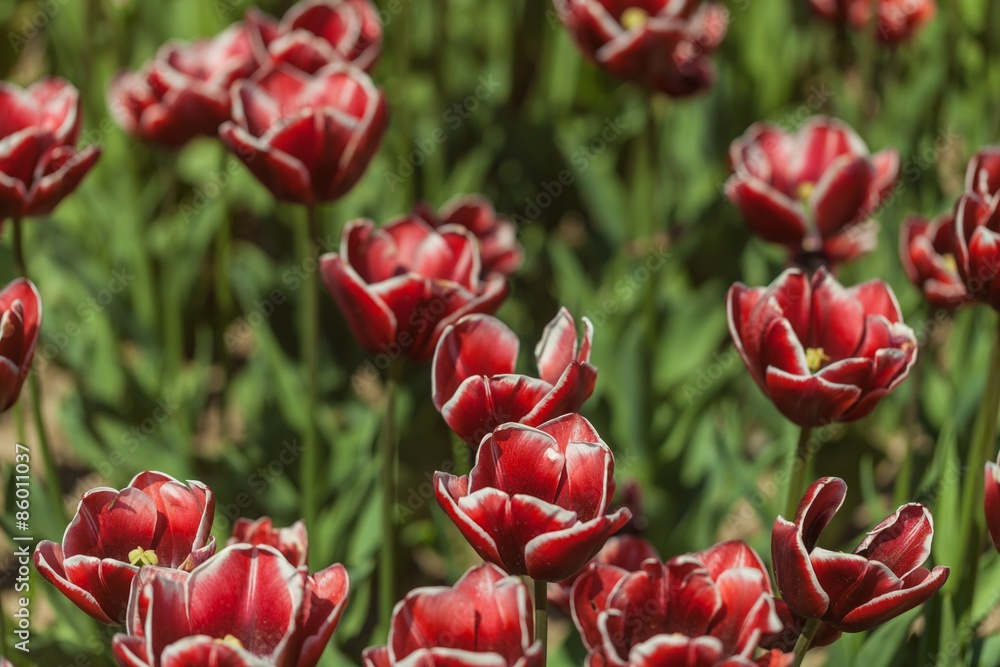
[966, 145, 1000, 199]
[34, 472, 216, 624]
[227, 517, 309, 569]
[548, 534, 658, 611]
[112, 544, 349, 667]
[552, 0, 728, 97]
[772, 477, 949, 633]
[953, 192, 1000, 312]
[0, 78, 101, 221]
[108, 21, 264, 147]
[435, 414, 631, 581]
[985, 454, 1000, 553]
[899, 214, 969, 310]
[571, 541, 782, 667]
[320, 217, 508, 363]
[255, 0, 383, 74]
[726, 117, 898, 265]
[0, 279, 41, 415]
[219, 62, 387, 205]
[810, 0, 936, 44]
[362, 563, 543, 667]
[727, 267, 917, 427]
[413, 195, 524, 280]
[432, 308, 596, 445]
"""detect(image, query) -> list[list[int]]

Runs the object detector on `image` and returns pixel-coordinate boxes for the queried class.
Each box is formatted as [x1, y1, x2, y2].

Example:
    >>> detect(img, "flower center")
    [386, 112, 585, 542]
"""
[216, 635, 244, 648]
[806, 347, 830, 373]
[942, 253, 958, 274]
[621, 7, 650, 29]
[797, 181, 815, 204]
[128, 546, 159, 567]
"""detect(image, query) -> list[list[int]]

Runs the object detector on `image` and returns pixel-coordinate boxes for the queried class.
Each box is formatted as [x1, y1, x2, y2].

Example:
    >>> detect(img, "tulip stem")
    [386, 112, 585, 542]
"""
[534, 578, 548, 665]
[785, 427, 814, 520]
[791, 618, 820, 667]
[298, 206, 322, 550]
[10, 218, 65, 522]
[380, 359, 402, 631]
[958, 319, 1000, 614]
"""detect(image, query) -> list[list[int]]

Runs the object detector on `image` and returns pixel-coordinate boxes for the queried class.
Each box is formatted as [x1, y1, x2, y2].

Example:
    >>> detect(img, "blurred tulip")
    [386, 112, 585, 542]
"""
[772, 477, 949, 633]
[432, 308, 596, 445]
[413, 195, 524, 279]
[727, 267, 917, 427]
[571, 541, 782, 667]
[966, 145, 1000, 199]
[254, 0, 383, 74]
[362, 563, 543, 667]
[899, 213, 969, 310]
[0, 78, 101, 221]
[112, 544, 349, 667]
[726, 117, 898, 265]
[0, 278, 41, 415]
[810, 0, 936, 44]
[227, 517, 309, 569]
[435, 414, 631, 581]
[548, 534, 658, 611]
[553, 0, 728, 97]
[34, 472, 216, 624]
[220, 62, 386, 204]
[953, 192, 1000, 312]
[108, 21, 264, 147]
[320, 217, 508, 363]
[985, 454, 1000, 553]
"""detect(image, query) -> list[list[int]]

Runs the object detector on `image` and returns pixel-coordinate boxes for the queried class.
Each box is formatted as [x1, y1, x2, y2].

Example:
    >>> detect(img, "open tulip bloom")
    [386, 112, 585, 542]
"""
[726, 117, 898, 265]
[435, 414, 631, 582]
[772, 477, 949, 633]
[432, 308, 596, 445]
[363, 563, 543, 667]
[570, 541, 783, 667]
[0, 278, 41, 415]
[727, 267, 917, 427]
[899, 213, 970, 310]
[112, 543, 349, 667]
[553, 0, 728, 97]
[0, 78, 101, 222]
[34, 472, 216, 624]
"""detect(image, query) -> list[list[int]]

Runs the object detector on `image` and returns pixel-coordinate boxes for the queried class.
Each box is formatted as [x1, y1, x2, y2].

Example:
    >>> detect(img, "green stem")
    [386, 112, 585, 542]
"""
[785, 427, 815, 520]
[215, 150, 234, 377]
[12, 218, 26, 276]
[534, 578, 548, 665]
[958, 318, 1000, 613]
[298, 206, 322, 547]
[791, 618, 821, 667]
[380, 360, 402, 631]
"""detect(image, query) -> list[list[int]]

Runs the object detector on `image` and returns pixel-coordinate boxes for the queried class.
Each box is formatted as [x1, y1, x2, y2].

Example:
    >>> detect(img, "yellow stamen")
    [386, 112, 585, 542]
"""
[797, 181, 816, 204]
[621, 7, 650, 30]
[942, 253, 958, 274]
[216, 635, 244, 648]
[806, 347, 831, 373]
[128, 546, 159, 567]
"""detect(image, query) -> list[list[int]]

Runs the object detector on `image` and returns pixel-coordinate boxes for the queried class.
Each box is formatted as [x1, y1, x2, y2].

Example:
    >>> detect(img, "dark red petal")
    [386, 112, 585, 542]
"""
[441, 375, 553, 446]
[771, 517, 829, 620]
[33, 542, 117, 624]
[725, 177, 808, 246]
[319, 252, 397, 355]
[711, 568, 781, 655]
[112, 635, 153, 667]
[24, 144, 101, 217]
[160, 636, 270, 667]
[848, 280, 903, 324]
[627, 635, 724, 667]
[695, 540, 770, 585]
[987, 461, 1000, 553]
[810, 155, 874, 238]
[432, 314, 519, 411]
[854, 503, 934, 578]
[570, 564, 631, 650]
[297, 563, 351, 667]
[434, 475, 505, 570]
[809, 551, 901, 624]
[763, 367, 862, 427]
[809, 268, 865, 359]
[535, 308, 581, 385]
[469, 423, 565, 503]
[837, 566, 949, 632]
[62, 487, 159, 562]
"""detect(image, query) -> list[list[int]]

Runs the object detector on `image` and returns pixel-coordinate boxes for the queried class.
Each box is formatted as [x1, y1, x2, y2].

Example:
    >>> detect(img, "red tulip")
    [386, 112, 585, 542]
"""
[112, 544, 349, 667]
[256, 0, 383, 74]
[228, 517, 309, 569]
[571, 541, 782, 667]
[552, 0, 728, 97]
[727, 267, 917, 427]
[219, 62, 387, 204]
[772, 477, 949, 633]
[432, 309, 596, 445]
[899, 213, 969, 310]
[0, 78, 100, 221]
[726, 117, 898, 265]
[966, 145, 1000, 199]
[985, 454, 1000, 553]
[810, 0, 935, 44]
[953, 192, 1000, 312]
[320, 217, 508, 363]
[414, 195, 524, 279]
[435, 414, 631, 581]
[548, 534, 659, 611]
[108, 20, 265, 147]
[362, 563, 543, 667]
[0, 279, 41, 415]
[34, 472, 216, 624]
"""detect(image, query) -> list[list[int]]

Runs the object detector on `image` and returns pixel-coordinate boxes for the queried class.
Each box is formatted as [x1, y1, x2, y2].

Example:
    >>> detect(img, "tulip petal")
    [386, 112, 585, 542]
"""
[810, 154, 874, 238]
[319, 252, 397, 355]
[837, 565, 949, 632]
[570, 564, 631, 650]
[725, 177, 808, 246]
[432, 314, 519, 411]
[434, 475, 504, 569]
[771, 517, 829, 620]
[853, 504, 934, 578]
[535, 308, 582, 385]
[297, 564, 351, 667]
[33, 542, 118, 624]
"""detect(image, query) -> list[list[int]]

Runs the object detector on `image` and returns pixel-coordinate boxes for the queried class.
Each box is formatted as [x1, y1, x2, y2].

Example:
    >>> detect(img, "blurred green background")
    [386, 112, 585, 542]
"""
[2, 0, 1000, 664]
